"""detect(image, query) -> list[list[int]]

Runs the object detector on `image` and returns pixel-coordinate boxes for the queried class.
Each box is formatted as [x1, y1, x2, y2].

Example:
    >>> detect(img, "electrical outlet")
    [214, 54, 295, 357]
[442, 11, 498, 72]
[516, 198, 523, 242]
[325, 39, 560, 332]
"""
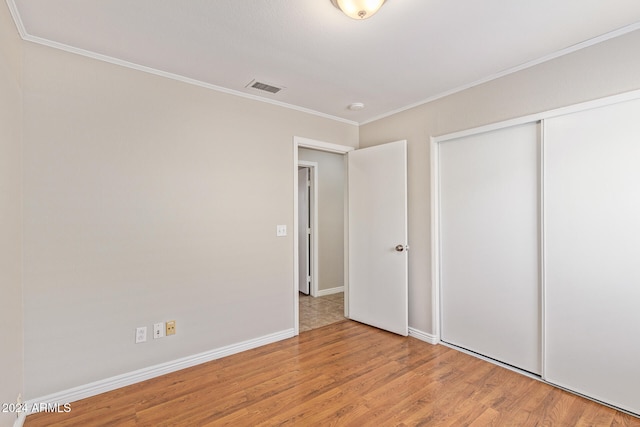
[166, 320, 176, 336]
[154, 322, 165, 339]
[135, 326, 147, 343]
[276, 225, 287, 236]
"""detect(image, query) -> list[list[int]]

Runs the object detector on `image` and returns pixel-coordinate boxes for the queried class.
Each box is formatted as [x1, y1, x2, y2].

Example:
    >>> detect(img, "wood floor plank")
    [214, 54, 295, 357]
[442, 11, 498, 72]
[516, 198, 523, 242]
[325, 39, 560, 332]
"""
[25, 320, 640, 426]
[575, 400, 618, 427]
[467, 407, 501, 427]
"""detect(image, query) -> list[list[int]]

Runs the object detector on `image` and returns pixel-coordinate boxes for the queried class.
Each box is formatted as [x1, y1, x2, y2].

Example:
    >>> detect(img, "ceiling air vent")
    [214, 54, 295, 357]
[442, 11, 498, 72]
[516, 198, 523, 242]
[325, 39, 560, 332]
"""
[245, 79, 285, 94]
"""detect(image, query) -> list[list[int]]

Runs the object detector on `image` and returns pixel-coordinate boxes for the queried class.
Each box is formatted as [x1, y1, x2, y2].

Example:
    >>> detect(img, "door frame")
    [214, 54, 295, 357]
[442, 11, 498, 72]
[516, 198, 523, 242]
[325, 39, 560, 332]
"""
[298, 161, 319, 296]
[293, 136, 354, 336]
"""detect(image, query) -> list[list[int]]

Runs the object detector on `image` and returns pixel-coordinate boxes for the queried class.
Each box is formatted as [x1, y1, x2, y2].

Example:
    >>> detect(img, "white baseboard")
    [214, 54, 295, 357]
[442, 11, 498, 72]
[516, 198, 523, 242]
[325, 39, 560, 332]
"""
[408, 327, 439, 345]
[316, 286, 344, 297]
[25, 328, 294, 413]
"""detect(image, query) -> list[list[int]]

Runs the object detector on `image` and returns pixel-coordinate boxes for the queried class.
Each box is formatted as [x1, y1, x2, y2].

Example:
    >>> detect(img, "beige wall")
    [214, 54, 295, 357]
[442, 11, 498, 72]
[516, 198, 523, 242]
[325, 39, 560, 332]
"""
[360, 29, 640, 335]
[298, 148, 345, 292]
[0, 2, 23, 426]
[21, 42, 357, 397]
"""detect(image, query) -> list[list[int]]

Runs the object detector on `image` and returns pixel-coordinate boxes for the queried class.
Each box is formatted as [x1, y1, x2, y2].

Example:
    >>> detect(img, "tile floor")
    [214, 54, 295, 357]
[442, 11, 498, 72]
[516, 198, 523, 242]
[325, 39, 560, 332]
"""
[299, 292, 345, 332]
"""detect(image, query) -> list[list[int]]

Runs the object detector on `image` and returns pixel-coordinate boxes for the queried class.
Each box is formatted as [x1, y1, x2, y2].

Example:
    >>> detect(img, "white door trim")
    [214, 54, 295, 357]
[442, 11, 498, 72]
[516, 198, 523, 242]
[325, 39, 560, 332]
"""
[298, 161, 319, 297]
[429, 137, 441, 343]
[293, 136, 354, 335]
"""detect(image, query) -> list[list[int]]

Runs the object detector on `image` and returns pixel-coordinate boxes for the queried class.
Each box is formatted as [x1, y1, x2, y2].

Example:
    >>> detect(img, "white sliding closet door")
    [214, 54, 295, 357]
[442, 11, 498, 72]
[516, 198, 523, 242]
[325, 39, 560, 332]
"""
[545, 99, 640, 415]
[439, 123, 541, 374]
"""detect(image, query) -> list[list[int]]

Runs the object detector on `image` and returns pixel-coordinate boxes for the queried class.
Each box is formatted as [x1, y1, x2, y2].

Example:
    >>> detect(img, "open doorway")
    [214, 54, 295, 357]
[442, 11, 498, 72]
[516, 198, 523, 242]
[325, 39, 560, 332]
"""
[293, 136, 409, 337]
[295, 140, 352, 333]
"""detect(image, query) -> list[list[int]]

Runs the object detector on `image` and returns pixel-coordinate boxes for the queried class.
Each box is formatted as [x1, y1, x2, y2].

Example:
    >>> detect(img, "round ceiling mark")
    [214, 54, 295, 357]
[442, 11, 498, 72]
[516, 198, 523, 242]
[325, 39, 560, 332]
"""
[348, 102, 365, 111]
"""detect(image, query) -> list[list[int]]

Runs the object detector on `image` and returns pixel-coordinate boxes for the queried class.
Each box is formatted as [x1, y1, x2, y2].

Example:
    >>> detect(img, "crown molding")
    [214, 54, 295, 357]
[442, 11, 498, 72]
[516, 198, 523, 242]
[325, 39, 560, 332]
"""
[5, 0, 357, 127]
[360, 22, 640, 125]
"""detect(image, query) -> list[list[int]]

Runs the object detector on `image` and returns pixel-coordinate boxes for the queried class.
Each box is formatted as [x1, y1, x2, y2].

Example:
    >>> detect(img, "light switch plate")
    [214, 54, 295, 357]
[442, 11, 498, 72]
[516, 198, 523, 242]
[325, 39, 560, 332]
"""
[276, 225, 287, 236]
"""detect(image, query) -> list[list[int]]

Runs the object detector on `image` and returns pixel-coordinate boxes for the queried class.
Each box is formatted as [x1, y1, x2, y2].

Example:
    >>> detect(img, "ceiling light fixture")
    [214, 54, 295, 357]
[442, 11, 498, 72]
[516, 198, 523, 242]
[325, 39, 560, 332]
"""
[330, 0, 386, 20]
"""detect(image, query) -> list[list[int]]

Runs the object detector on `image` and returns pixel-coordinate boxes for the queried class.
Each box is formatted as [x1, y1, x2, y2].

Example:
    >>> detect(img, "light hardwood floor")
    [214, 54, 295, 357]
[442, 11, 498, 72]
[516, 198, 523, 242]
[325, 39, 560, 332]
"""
[25, 321, 639, 426]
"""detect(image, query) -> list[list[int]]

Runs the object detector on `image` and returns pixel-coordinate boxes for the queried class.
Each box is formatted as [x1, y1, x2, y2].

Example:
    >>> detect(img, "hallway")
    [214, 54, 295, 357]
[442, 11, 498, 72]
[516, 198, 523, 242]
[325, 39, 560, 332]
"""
[299, 292, 345, 332]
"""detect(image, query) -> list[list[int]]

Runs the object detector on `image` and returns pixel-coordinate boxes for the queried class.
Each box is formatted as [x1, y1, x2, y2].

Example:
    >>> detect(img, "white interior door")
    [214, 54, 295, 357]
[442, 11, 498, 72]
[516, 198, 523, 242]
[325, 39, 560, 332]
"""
[348, 140, 408, 336]
[438, 123, 541, 374]
[298, 167, 310, 294]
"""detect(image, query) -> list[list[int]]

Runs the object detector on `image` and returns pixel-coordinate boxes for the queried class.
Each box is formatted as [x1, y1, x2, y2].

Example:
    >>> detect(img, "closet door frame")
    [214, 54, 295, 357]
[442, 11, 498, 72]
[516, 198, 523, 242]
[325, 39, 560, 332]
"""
[430, 88, 640, 382]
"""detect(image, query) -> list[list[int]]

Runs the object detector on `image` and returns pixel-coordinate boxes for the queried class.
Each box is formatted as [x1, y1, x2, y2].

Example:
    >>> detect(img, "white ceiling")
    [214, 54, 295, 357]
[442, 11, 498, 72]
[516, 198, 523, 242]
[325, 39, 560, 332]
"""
[9, 0, 640, 124]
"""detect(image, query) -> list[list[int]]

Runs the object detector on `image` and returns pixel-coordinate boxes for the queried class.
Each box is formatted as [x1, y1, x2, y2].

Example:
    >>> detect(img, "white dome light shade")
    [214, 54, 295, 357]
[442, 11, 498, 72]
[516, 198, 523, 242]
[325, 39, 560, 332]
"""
[334, 0, 386, 20]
